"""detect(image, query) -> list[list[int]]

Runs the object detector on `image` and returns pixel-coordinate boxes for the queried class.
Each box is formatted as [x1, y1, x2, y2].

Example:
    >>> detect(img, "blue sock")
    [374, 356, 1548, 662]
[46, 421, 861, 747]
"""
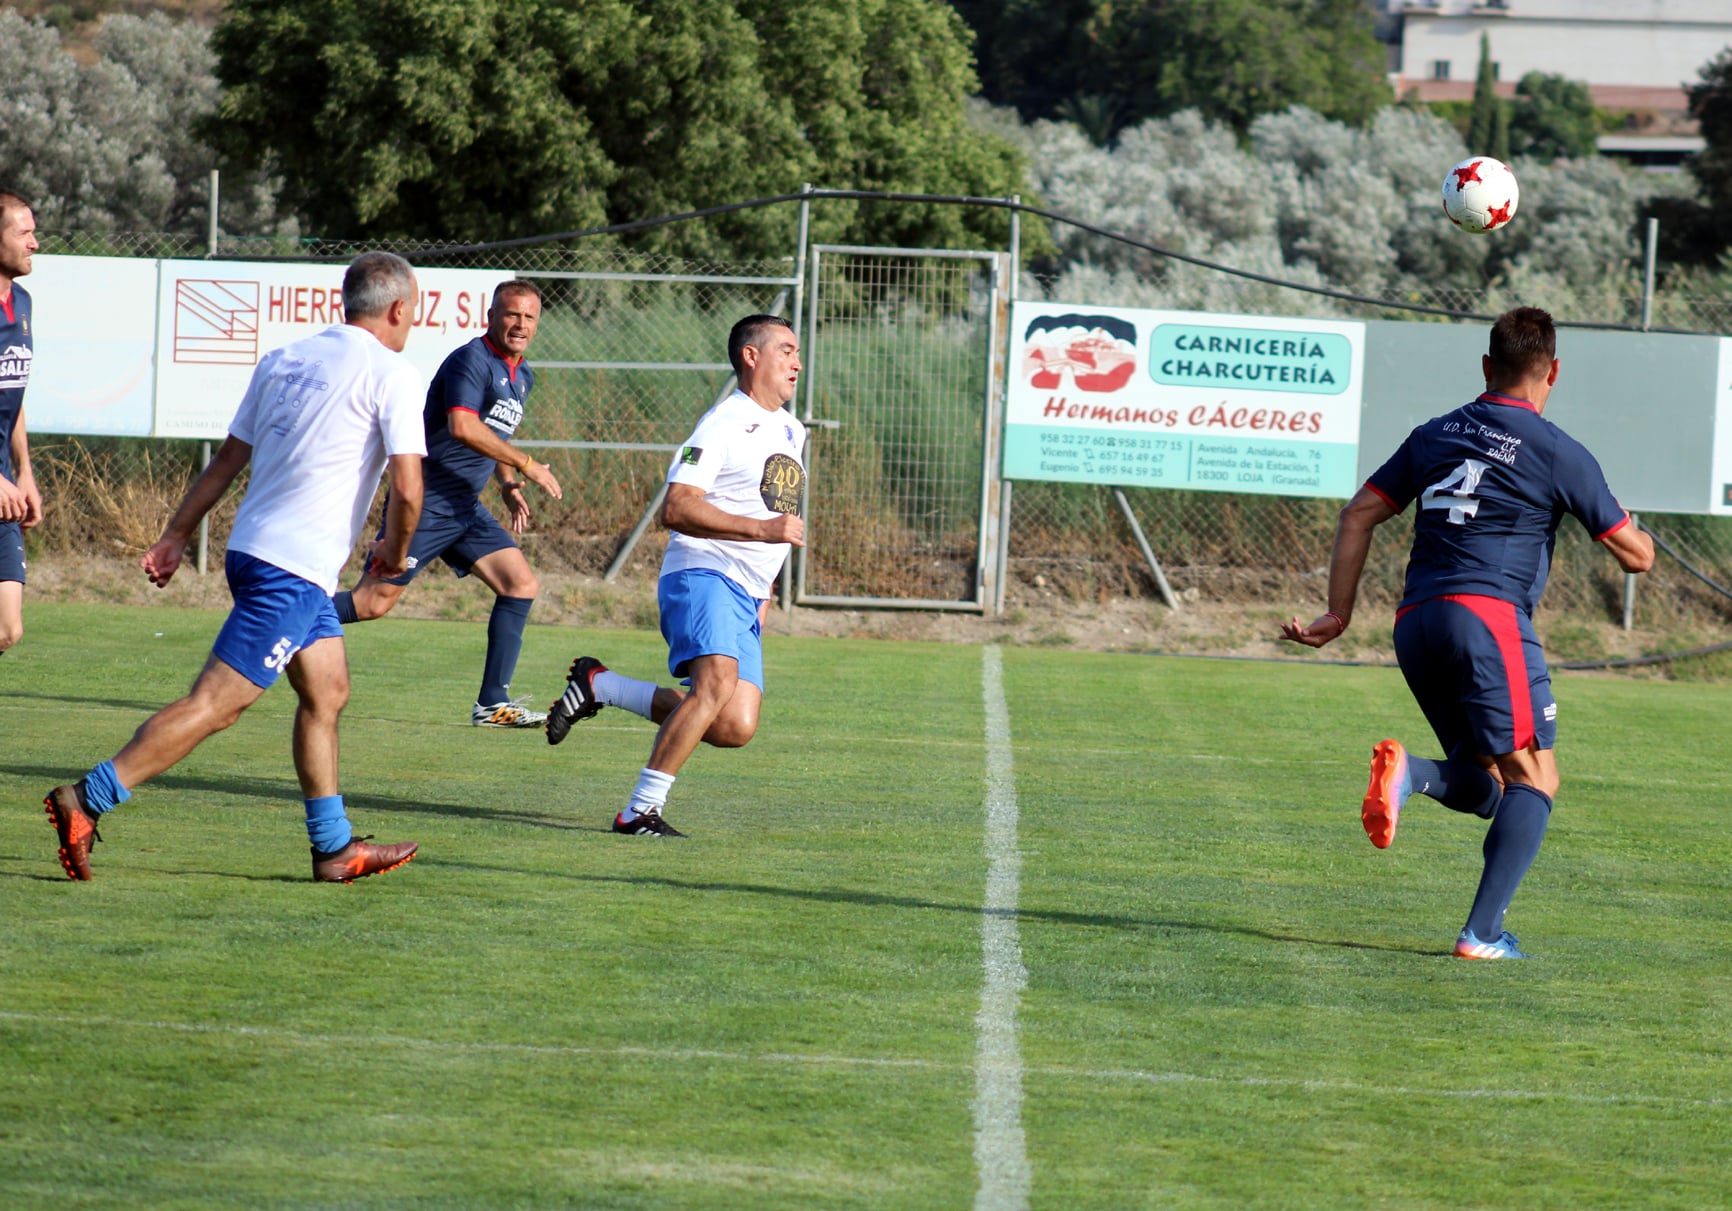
[479, 596, 533, 705]
[1464, 783, 1552, 940]
[304, 795, 353, 855]
[82, 760, 132, 816]
[333, 591, 359, 624]
[1406, 756, 1500, 819]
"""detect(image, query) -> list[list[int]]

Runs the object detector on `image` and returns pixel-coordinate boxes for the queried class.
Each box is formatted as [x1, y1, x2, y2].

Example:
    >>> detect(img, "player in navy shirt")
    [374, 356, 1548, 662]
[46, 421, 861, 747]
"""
[1283, 307, 1653, 959]
[0, 191, 42, 656]
[333, 281, 564, 727]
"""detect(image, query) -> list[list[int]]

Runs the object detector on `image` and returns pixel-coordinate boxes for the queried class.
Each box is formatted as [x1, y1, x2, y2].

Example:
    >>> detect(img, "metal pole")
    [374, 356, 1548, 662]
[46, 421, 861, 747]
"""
[207, 169, 220, 257]
[1111, 487, 1180, 611]
[1623, 511, 1639, 631]
[1640, 217, 1658, 331]
[993, 196, 1022, 616]
[785, 187, 812, 614]
[197, 441, 212, 574]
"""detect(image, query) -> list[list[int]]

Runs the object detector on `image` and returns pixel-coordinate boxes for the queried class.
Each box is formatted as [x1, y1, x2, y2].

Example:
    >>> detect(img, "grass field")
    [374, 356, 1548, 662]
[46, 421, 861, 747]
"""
[3, 601, 1731, 1209]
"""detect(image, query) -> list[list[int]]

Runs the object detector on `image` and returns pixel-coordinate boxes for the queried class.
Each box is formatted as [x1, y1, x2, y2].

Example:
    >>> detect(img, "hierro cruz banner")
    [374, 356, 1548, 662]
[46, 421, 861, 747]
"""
[28, 255, 513, 439]
[1004, 302, 1366, 498]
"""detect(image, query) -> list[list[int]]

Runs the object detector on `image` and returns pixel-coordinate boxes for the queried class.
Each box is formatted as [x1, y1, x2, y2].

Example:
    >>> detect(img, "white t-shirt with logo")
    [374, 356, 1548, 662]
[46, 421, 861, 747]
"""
[227, 324, 427, 592]
[661, 390, 807, 599]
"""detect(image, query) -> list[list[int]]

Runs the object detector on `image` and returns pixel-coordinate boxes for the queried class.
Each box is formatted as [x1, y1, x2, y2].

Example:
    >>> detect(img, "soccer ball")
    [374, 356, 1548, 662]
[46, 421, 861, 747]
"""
[1442, 156, 1520, 234]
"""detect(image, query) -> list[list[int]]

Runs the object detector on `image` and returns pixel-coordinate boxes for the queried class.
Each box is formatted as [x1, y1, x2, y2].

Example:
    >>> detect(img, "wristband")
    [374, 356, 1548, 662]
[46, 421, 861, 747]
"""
[519, 455, 534, 472]
[1324, 611, 1348, 633]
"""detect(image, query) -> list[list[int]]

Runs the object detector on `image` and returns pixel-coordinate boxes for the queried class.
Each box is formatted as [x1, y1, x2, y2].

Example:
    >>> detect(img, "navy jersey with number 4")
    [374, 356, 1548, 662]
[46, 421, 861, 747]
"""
[0, 282, 33, 483]
[1366, 392, 1629, 614]
[421, 336, 534, 513]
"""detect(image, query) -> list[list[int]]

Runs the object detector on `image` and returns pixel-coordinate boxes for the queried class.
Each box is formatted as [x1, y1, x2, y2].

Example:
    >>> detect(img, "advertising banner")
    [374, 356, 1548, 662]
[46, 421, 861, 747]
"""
[24, 254, 159, 436]
[153, 260, 508, 438]
[1715, 339, 1732, 516]
[1004, 302, 1366, 498]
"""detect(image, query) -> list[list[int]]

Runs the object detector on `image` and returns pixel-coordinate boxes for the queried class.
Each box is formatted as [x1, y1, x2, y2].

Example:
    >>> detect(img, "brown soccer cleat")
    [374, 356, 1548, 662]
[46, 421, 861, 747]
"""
[43, 782, 102, 881]
[311, 835, 418, 883]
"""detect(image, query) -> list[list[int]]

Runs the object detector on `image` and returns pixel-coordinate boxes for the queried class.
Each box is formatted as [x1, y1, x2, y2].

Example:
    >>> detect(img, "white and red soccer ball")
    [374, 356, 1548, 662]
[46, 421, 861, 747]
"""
[1442, 156, 1520, 234]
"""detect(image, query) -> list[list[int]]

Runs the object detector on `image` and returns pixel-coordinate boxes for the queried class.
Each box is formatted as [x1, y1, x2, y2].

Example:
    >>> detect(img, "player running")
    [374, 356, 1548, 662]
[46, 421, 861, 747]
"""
[43, 253, 426, 883]
[0, 190, 41, 656]
[334, 280, 562, 729]
[1283, 306, 1653, 959]
[543, 314, 806, 837]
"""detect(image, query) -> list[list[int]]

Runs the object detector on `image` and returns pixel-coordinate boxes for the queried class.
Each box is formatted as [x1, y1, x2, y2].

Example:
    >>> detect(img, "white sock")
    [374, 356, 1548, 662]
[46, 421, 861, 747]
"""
[596, 670, 657, 720]
[621, 768, 676, 821]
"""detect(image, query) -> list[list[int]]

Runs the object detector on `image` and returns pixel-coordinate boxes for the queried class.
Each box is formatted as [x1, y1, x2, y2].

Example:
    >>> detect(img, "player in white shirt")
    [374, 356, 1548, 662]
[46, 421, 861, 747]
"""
[545, 314, 807, 836]
[43, 253, 428, 883]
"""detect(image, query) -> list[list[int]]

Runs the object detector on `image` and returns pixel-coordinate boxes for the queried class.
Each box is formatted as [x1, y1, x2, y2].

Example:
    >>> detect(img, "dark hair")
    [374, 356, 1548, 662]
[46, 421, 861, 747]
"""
[1487, 306, 1556, 384]
[0, 190, 31, 226]
[342, 251, 417, 319]
[491, 279, 542, 309]
[727, 314, 794, 376]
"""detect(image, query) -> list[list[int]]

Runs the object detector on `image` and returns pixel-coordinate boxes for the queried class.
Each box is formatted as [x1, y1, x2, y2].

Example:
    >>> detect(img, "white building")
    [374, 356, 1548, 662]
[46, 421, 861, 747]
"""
[1382, 0, 1732, 162]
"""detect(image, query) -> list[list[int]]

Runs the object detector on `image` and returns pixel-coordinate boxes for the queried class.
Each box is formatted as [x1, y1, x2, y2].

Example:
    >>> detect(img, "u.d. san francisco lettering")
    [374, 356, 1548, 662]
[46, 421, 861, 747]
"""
[1041, 396, 1323, 434]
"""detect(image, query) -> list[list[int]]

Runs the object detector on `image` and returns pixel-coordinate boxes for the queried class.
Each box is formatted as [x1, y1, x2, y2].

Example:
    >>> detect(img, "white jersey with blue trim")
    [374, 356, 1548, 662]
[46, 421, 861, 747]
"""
[661, 390, 806, 599]
[227, 324, 427, 593]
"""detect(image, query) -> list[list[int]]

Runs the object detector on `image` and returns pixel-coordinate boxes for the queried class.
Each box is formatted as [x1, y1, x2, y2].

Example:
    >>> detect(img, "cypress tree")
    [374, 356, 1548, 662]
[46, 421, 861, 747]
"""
[1468, 32, 1498, 153]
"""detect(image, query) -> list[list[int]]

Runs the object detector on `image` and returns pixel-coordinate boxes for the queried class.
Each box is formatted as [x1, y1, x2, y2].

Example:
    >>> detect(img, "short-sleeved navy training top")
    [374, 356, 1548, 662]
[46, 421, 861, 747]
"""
[1366, 392, 1629, 614]
[0, 283, 33, 483]
[421, 336, 534, 513]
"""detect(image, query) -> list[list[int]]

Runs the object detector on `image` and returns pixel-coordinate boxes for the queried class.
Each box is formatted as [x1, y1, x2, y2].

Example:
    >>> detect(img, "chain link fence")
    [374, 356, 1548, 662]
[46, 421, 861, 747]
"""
[23, 219, 1732, 648]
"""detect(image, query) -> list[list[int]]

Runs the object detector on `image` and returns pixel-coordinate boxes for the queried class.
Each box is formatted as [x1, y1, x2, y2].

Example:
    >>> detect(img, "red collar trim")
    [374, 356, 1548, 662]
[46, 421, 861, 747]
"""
[483, 335, 522, 382]
[0, 292, 12, 325]
[1477, 391, 1539, 413]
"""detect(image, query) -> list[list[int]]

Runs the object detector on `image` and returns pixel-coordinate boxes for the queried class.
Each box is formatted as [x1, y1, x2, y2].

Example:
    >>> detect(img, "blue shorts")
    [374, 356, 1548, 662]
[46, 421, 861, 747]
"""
[658, 569, 764, 691]
[1393, 594, 1557, 760]
[0, 520, 23, 584]
[212, 551, 344, 689]
[377, 499, 517, 586]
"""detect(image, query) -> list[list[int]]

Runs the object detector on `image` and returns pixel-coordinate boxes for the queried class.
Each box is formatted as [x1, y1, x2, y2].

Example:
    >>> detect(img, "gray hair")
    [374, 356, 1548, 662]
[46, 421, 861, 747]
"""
[343, 251, 417, 319]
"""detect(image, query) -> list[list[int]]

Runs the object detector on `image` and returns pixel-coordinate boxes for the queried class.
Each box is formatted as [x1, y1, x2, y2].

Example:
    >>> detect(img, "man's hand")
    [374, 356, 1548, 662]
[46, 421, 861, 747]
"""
[365, 537, 410, 580]
[759, 513, 805, 547]
[0, 478, 27, 523]
[141, 536, 188, 588]
[1280, 612, 1346, 648]
[503, 486, 532, 535]
[521, 457, 562, 500]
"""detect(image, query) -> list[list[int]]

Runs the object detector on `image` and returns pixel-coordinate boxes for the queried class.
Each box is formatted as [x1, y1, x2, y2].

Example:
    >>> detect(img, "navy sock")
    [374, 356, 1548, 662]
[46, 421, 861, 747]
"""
[1464, 783, 1552, 940]
[1405, 756, 1500, 819]
[479, 596, 534, 705]
[333, 591, 360, 624]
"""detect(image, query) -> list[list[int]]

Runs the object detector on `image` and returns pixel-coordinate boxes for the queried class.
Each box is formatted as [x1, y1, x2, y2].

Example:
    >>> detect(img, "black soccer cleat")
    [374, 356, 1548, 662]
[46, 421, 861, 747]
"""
[546, 656, 607, 746]
[612, 810, 685, 838]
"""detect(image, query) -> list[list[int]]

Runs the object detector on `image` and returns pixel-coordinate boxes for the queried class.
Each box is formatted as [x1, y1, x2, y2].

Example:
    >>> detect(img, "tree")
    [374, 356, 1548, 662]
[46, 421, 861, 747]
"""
[1687, 47, 1732, 216]
[1509, 72, 1597, 161]
[210, 0, 1027, 253]
[0, 10, 279, 237]
[948, 0, 1390, 141]
[1467, 33, 1499, 154]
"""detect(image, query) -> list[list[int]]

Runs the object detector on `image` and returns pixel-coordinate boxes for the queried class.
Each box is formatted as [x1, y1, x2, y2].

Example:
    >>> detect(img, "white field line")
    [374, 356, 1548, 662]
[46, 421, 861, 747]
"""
[975, 645, 1032, 1211]
[1, 1009, 1723, 1109]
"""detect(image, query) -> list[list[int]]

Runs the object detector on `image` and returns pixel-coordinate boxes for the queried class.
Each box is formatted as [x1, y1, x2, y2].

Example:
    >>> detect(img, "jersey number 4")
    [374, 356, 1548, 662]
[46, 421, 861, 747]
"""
[1420, 459, 1490, 525]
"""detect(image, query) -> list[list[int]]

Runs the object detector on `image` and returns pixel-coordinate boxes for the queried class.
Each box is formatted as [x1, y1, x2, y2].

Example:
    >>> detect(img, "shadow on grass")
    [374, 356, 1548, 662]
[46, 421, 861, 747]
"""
[0, 762, 592, 834]
[419, 858, 1442, 957]
[2, 688, 176, 714]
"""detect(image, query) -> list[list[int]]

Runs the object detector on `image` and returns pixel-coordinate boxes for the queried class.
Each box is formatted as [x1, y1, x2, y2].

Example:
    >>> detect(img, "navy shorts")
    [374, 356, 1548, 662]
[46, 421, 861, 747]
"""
[1393, 594, 1557, 760]
[0, 519, 23, 584]
[378, 499, 517, 586]
[211, 551, 344, 689]
[658, 569, 764, 691]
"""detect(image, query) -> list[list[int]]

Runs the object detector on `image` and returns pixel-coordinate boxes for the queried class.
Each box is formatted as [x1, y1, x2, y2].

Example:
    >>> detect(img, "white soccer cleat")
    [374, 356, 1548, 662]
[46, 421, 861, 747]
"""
[472, 696, 547, 729]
